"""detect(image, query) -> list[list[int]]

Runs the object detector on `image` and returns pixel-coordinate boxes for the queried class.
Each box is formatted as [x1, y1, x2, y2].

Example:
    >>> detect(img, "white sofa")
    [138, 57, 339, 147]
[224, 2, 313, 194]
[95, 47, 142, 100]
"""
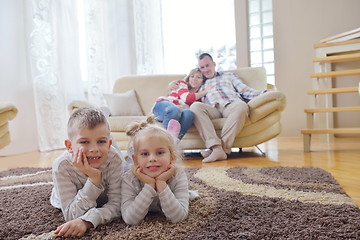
[69, 67, 286, 151]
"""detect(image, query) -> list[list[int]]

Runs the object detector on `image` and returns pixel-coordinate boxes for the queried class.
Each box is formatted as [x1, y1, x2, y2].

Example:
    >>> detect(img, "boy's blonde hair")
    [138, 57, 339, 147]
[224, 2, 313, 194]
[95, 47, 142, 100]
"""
[126, 115, 181, 163]
[67, 107, 110, 139]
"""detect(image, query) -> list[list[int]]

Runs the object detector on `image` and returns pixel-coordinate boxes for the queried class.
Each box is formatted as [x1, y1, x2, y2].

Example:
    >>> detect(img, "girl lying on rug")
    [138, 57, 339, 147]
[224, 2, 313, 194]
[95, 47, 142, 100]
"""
[121, 115, 189, 225]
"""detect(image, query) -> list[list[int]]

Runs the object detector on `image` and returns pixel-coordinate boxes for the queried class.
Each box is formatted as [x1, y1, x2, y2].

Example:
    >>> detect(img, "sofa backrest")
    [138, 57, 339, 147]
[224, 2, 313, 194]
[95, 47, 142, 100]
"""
[113, 67, 267, 115]
[113, 74, 186, 115]
[228, 67, 267, 90]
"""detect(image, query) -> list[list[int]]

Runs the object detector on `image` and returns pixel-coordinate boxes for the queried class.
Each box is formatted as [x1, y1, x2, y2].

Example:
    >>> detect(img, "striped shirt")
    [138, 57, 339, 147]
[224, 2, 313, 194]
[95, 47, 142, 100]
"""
[121, 167, 189, 225]
[156, 80, 197, 107]
[201, 72, 266, 107]
[50, 146, 124, 228]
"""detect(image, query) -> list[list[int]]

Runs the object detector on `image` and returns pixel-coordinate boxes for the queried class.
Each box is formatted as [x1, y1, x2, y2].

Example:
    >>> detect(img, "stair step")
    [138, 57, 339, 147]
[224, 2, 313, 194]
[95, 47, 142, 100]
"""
[314, 38, 360, 48]
[301, 128, 360, 135]
[313, 52, 360, 63]
[304, 106, 360, 113]
[310, 68, 360, 78]
[307, 86, 359, 95]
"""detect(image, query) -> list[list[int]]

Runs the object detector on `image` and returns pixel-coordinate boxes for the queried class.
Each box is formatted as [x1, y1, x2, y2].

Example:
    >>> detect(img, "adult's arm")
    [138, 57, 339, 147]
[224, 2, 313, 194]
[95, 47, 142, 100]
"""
[231, 72, 266, 100]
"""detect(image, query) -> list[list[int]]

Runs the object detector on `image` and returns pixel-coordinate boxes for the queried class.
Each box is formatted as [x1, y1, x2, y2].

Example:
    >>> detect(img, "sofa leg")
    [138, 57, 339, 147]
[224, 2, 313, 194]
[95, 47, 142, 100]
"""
[255, 145, 266, 157]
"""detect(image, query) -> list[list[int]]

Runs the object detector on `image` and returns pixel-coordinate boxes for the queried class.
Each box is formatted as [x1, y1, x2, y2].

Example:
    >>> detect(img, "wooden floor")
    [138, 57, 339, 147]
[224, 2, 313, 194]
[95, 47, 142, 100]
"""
[1, 136, 359, 206]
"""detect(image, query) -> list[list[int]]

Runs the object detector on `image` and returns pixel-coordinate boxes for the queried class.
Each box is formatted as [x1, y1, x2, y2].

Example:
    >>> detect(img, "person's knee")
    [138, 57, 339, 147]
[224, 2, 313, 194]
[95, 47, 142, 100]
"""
[232, 101, 249, 113]
[165, 106, 181, 118]
[190, 102, 205, 112]
[182, 110, 194, 121]
[186, 113, 195, 124]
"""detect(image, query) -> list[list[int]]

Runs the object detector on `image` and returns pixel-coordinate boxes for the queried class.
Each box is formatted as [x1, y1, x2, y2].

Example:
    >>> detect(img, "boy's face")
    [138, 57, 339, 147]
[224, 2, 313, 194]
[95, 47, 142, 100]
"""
[65, 124, 112, 169]
[133, 135, 174, 178]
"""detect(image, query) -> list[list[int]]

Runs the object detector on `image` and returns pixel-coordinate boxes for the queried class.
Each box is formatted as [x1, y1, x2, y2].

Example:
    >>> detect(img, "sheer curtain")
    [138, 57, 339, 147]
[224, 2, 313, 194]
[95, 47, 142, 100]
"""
[25, 0, 83, 151]
[24, 0, 163, 151]
[131, 0, 164, 74]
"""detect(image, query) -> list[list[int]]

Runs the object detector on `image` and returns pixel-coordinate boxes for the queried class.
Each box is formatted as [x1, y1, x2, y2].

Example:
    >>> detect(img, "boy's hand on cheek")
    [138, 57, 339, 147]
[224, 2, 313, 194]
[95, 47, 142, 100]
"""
[72, 148, 101, 187]
[132, 165, 156, 189]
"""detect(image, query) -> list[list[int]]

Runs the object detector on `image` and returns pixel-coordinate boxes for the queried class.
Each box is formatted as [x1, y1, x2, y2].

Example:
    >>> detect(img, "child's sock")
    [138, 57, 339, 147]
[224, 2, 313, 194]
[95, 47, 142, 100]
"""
[167, 119, 181, 138]
[202, 145, 227, 163]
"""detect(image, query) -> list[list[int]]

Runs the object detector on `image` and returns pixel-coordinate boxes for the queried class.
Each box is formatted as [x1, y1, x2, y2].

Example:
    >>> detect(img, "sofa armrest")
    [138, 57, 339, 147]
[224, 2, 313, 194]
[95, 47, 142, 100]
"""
[68, 100, 97, 114]
[247, 91, 286, 123]
[0, 103, 18, 126]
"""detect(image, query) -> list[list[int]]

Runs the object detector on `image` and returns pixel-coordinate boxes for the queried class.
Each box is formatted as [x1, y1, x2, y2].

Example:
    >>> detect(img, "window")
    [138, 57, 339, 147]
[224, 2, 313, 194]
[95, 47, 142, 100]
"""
[248, 0, 275, 85]
[161, 0, 236, 74]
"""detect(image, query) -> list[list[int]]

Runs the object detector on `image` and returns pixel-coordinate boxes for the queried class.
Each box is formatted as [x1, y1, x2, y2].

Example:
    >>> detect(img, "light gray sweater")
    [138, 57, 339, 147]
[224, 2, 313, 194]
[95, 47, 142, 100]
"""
[50, 146, 123, 228]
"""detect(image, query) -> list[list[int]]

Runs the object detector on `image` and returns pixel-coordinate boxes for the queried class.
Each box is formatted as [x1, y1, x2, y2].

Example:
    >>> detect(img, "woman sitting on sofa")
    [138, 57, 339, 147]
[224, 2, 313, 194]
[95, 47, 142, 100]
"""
[152, 68, 212, 139]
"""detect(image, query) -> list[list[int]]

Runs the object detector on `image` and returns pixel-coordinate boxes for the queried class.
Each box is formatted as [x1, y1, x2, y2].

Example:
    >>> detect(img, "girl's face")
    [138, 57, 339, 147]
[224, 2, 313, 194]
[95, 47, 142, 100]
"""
[133, 134, 174, 178]
[65, 124, 112, 169]
[188, 71, 204, 90]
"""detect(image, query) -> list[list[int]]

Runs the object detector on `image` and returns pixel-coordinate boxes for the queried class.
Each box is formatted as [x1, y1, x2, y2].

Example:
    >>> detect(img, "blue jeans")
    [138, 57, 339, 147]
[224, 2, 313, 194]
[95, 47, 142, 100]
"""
[153, 100, 194, 139]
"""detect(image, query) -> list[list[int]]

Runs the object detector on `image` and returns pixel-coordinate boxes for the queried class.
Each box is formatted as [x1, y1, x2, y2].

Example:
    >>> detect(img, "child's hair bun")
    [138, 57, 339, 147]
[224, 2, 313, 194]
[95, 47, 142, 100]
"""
[126, 115, 155, 137]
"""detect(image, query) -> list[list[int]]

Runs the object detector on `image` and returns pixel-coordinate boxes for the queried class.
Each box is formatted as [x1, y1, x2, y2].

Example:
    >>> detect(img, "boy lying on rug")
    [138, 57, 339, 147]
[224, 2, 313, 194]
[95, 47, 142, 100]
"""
[50, 107, 124, 237]
[121, 115, 189, 225]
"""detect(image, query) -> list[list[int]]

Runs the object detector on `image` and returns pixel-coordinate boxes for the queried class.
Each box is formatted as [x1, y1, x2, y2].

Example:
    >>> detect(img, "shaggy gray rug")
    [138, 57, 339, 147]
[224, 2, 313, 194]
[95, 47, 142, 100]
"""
[0, 166, 359, 240]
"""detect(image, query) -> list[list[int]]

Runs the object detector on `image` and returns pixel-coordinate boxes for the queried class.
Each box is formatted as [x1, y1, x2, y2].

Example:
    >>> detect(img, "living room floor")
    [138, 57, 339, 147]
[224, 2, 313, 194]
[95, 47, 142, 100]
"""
[1, 136, 359, 206]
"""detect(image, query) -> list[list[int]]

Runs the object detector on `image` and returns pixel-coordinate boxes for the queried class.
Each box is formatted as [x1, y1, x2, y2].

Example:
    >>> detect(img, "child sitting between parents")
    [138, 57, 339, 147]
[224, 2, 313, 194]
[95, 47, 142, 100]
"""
[50, 107, 124, 237]
[121, 115, 189, 225]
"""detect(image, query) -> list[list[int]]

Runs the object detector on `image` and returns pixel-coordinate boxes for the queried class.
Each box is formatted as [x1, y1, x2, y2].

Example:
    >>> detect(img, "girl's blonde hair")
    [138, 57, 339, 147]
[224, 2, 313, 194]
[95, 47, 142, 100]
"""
[126, 115, 181, 163]
[184, 68, 202, 90]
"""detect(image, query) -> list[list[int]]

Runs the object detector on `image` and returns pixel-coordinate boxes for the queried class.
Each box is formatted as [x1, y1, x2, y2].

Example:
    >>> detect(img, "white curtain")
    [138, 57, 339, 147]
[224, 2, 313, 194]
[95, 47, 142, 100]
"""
[25, 0, 84, 152]
[24, 0, 164, 151]
[131, 0, 164, 74]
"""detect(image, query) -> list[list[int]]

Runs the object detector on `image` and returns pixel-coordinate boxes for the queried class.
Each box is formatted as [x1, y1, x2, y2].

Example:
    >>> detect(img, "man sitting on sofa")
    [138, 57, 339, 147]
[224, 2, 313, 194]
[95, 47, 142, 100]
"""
[190, 53, 268, 163]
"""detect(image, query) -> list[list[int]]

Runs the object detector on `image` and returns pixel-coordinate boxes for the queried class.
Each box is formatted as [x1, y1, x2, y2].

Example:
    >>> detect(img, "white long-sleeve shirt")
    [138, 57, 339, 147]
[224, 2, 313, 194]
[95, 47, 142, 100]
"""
[50, 146, 124, 228]
[121, 168, 189, 225]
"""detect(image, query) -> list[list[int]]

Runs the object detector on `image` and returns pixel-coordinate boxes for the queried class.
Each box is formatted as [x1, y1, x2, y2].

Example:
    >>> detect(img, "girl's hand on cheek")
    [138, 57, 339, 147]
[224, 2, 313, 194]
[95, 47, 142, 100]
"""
[157, 164, 176, 182]
[155, 164, 176, 193]
[132, 165, 156, 189]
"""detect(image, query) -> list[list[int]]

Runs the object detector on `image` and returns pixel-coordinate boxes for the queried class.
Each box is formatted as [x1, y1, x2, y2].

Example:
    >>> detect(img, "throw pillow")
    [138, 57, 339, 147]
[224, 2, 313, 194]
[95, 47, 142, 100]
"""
[103, 90, 143, 116]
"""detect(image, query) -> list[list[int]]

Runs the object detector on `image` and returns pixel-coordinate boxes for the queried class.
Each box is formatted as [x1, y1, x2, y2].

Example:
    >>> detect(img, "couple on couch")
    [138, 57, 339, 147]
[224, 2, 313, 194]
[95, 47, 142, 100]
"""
[153, 53, 268, 163]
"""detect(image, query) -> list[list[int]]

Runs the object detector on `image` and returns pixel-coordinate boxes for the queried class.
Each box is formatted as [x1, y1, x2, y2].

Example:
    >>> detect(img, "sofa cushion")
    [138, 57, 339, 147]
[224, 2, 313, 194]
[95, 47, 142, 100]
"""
[104, 90, 144, 116]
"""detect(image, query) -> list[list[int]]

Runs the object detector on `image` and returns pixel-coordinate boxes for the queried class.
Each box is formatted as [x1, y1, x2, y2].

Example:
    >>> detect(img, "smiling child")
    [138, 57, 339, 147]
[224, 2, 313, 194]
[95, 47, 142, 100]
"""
[50, 107, 124, 237]
[121, 115, 189, 225]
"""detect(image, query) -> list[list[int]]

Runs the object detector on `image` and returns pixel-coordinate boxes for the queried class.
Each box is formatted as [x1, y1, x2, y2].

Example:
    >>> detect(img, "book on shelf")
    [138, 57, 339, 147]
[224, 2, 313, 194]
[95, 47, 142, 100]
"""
[320, 27, 360, 43]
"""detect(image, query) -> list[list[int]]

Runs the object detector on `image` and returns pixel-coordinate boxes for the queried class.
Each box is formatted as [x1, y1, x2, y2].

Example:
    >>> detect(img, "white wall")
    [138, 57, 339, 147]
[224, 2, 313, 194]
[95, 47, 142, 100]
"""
[273, 0, 360, 136]
[0, 0, 39, 156]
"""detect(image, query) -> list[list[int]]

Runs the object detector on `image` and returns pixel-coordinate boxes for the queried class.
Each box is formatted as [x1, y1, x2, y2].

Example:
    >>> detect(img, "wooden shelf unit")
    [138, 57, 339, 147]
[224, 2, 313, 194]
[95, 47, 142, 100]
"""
[301, 39, 360, 152]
